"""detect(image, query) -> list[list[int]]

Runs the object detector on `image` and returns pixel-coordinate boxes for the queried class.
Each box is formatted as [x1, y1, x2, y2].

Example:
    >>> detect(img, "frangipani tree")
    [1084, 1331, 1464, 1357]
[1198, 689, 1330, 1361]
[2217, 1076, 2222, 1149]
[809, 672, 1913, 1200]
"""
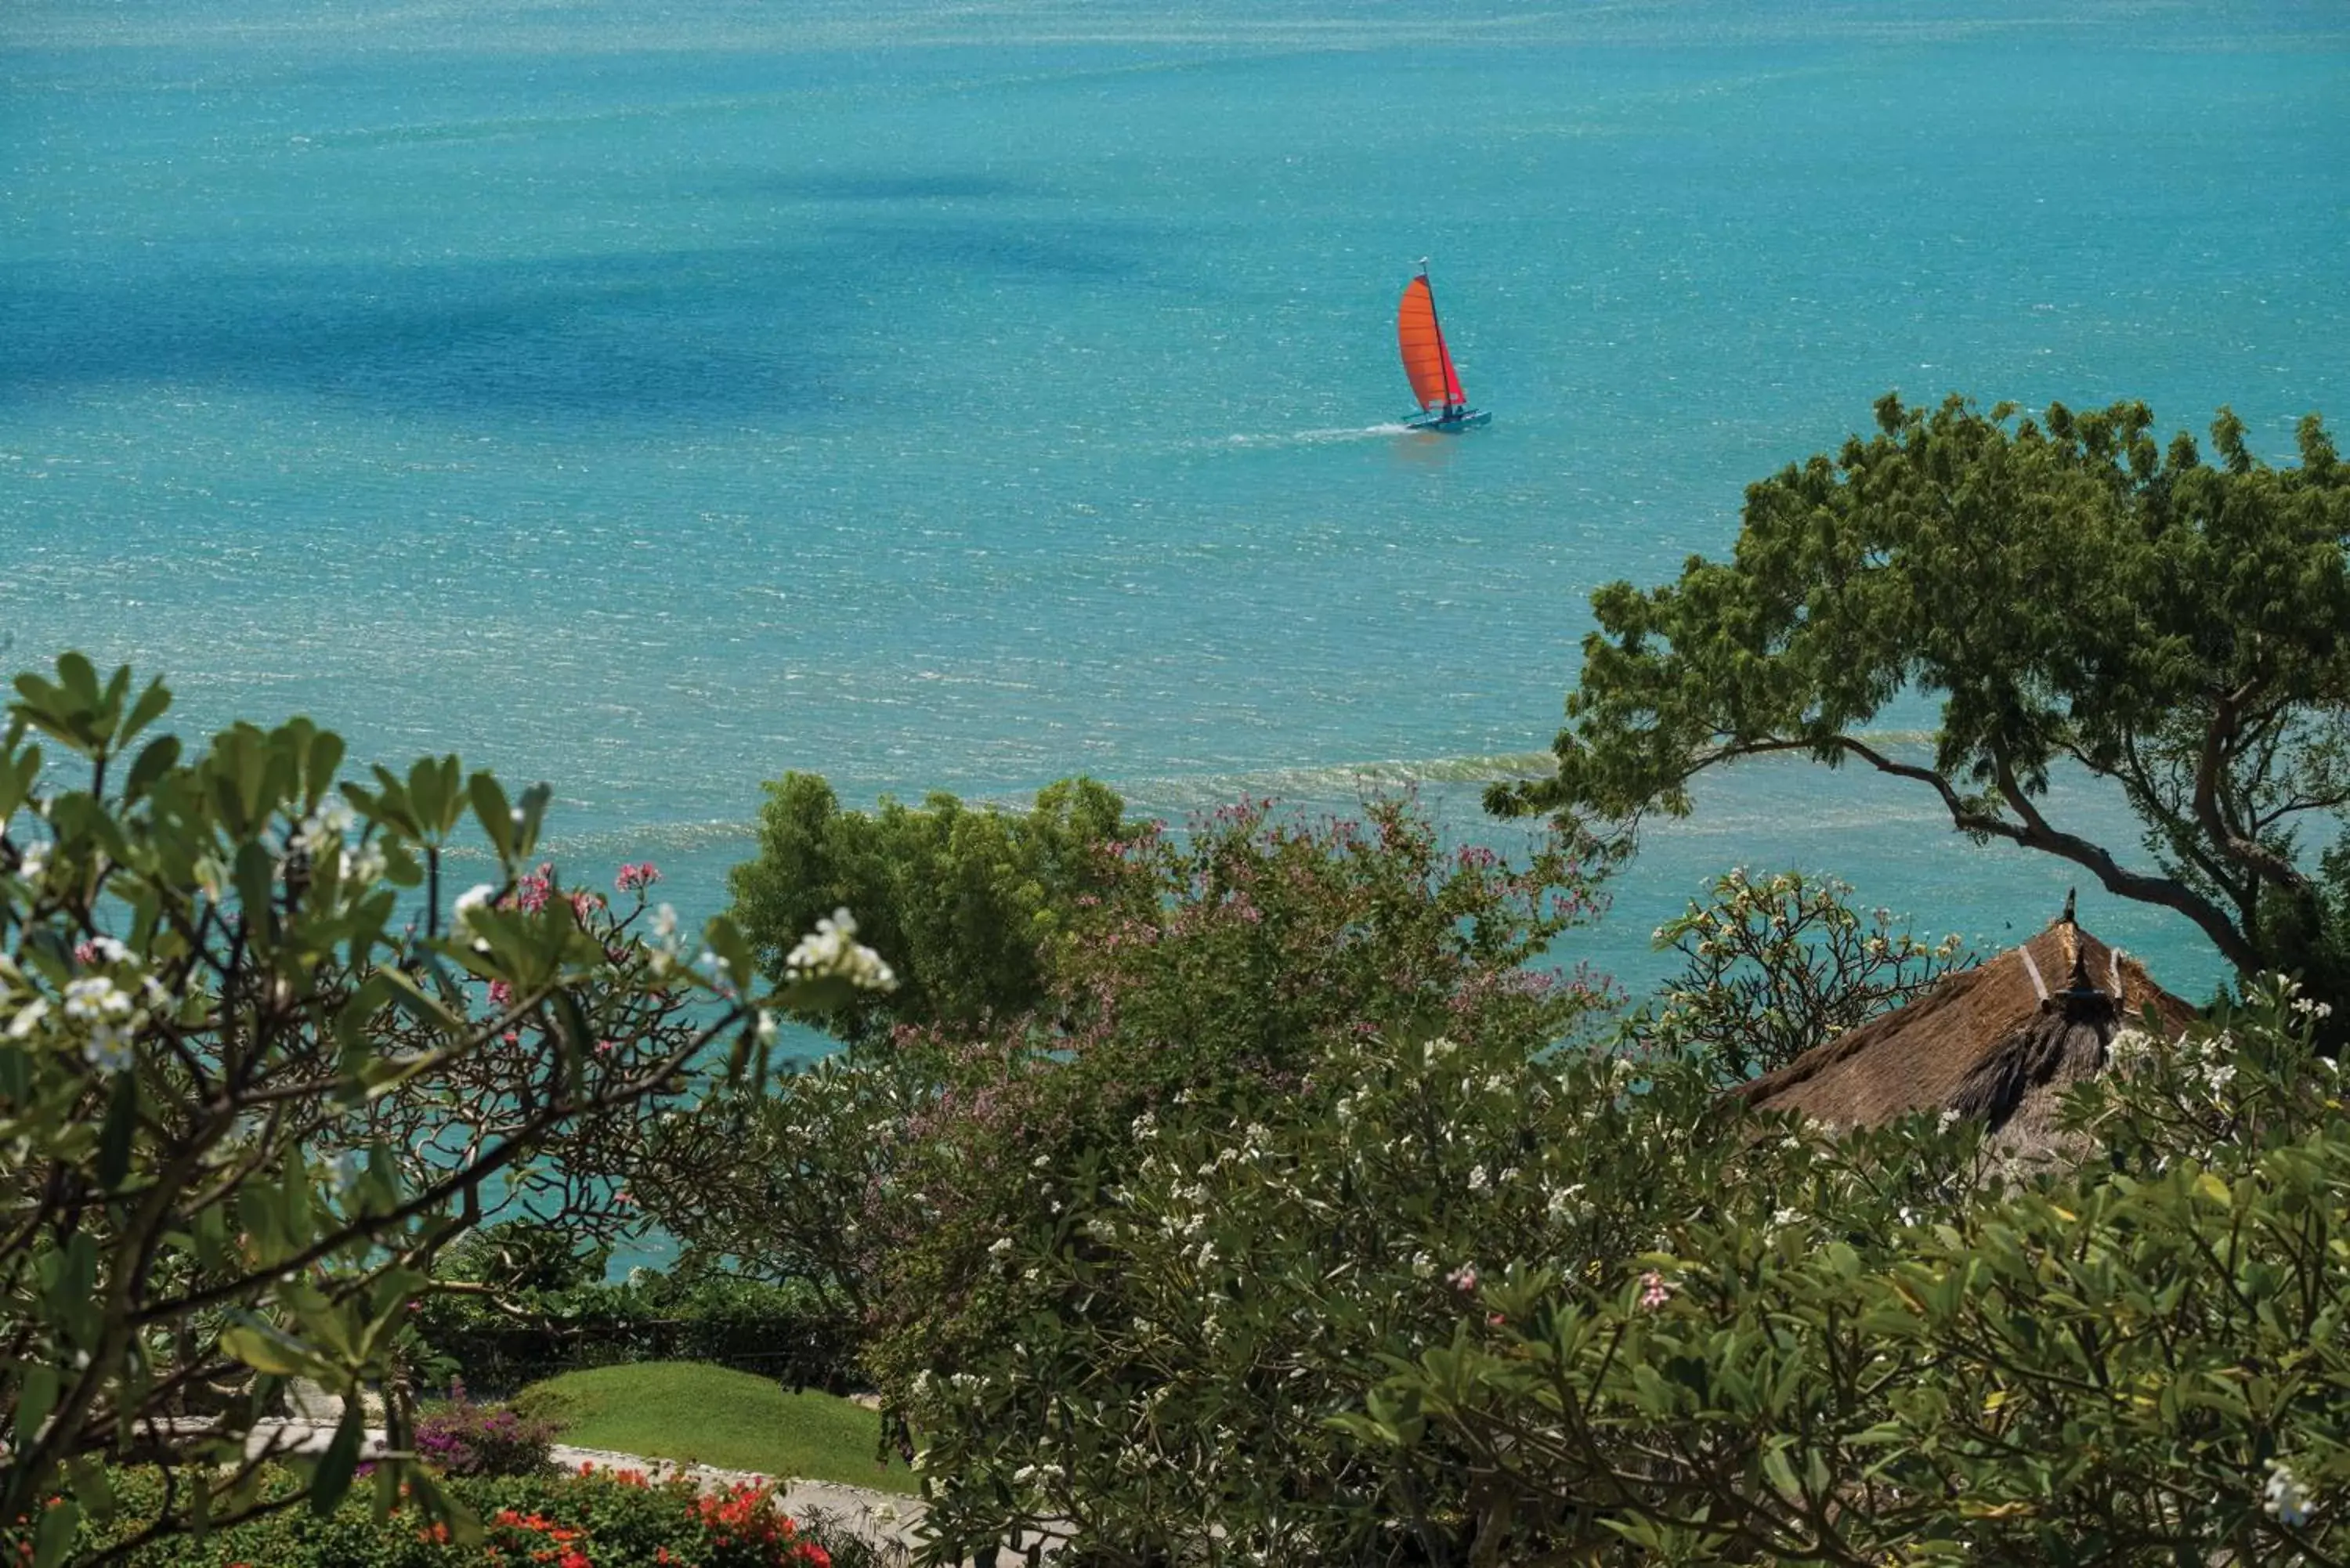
[1494, 396, 2350, 1004]
[0, 656, 893, 1564]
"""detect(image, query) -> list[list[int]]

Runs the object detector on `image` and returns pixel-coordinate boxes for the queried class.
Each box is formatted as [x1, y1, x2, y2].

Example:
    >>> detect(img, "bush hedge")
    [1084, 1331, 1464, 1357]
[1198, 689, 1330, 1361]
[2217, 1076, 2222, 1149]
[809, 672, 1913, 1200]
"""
[414, 1382, 562, 1477]
[413, 1272, 862, 1397]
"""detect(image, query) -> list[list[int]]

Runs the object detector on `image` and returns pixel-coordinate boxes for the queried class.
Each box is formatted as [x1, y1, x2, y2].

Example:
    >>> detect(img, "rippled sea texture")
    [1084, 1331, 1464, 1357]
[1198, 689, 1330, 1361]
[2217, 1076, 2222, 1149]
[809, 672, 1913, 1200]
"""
[6, 0, 2347, 998]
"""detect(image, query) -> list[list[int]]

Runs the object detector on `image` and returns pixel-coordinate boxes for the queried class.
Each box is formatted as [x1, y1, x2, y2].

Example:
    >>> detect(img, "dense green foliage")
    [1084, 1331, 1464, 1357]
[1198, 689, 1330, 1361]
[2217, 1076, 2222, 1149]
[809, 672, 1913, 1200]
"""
[1495, 395, 2350, 1010]
[1635, 867, 1970, 1081]
[911, 961, 2350, 1564]
[635, 1043, 935, 1357]
[0, 656, 888, 1561]
[907, 1027, 1706, 1563]
[1359, 980, 2346, 1564]
[865, 797, 1611, 1410]
[56, 1463, 890, 1566]
[520, 1363, 917, 1496]
[667, 795, 1611, 1452]
[727, 773, 1139, 1045]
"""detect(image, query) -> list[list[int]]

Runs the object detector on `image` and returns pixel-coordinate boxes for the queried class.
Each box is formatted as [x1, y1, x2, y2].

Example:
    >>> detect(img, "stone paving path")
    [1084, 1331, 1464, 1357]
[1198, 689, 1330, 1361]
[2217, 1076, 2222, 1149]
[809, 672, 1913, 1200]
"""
[230, 1396, 1070, 1564]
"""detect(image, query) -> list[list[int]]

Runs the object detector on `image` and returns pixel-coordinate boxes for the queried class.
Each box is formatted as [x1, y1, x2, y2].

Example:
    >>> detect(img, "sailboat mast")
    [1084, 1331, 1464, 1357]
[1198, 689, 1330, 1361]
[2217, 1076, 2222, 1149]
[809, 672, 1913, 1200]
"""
[1422, 262, 1456, 416]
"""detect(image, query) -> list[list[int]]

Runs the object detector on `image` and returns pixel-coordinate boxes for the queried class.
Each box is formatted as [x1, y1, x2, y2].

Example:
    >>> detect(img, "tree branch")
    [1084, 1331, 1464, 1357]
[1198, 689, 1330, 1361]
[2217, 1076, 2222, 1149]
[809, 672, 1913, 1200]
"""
[2193, 688, 2310, 898]
[1784, 733, 2264, 974]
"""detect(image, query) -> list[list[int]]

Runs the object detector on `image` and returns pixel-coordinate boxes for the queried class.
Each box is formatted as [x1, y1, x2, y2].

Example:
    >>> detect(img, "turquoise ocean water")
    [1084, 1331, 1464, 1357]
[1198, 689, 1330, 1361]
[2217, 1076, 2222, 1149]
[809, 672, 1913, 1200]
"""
[7, 0, 2349, 1013]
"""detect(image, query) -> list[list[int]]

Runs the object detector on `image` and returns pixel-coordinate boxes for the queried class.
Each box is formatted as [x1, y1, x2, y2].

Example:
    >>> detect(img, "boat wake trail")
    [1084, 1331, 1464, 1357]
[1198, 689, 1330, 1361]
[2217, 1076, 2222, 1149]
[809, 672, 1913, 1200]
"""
[1221, 423, 1415, 449]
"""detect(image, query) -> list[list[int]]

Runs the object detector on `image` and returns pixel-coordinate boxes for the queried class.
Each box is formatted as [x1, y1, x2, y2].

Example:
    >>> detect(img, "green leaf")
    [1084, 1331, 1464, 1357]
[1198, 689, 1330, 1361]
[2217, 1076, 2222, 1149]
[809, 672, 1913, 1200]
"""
[703, 913, 754, 995]
[553, 988, 595, 1062]
[66, 1457, 116, 1523]
[404, 1468, 483, 1548]
[96, 1069, 138, 1190]
[512, 782, 552, 856]
[16, 1364, 58, 1447]
[31, 1494, 78, 1568]
[233, 840, 277, 945]
[0, 745, 41, 820]
[122, 735, 182, 803]
[219, 1320, 320, 1378]
[56, 653, 99, 709]
[468, 771, 515, 863]
[309, 1404, 367, 1515]
[306, 728, 345, 804]
[120, 675, 172, 746]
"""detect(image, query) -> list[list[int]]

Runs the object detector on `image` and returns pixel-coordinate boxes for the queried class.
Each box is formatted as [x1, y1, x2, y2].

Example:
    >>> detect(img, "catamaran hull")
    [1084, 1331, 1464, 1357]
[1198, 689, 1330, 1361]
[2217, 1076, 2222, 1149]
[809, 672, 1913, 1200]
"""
[1405, 410, 1491, 432]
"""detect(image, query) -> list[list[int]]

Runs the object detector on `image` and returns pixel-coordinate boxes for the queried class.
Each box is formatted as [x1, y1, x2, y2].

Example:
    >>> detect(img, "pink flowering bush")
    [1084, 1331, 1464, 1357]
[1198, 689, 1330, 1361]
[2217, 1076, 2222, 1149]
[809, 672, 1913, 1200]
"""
[822, 796, 1616, 1557]
[848, 794, 1612, 1396]
[412, 1380, 561, 1476]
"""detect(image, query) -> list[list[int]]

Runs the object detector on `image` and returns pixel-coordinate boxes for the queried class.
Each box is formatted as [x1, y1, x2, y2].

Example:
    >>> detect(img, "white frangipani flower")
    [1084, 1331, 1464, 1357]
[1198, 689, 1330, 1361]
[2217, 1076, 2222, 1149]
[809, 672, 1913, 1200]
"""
[82, 1024, 134, 1075]
[2106, 1026, 2156, 1072]
[63, 977, 133, 1022]
[2266, 1458, 2313, 1527]
[341, 842, 389, 887]
[783, 906, 898, 992]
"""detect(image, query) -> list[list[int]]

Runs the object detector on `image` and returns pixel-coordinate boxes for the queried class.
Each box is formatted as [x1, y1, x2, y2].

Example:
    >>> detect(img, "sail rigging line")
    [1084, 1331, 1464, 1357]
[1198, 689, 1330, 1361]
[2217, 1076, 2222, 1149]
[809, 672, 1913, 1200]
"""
[1424, 273, 1466, 414]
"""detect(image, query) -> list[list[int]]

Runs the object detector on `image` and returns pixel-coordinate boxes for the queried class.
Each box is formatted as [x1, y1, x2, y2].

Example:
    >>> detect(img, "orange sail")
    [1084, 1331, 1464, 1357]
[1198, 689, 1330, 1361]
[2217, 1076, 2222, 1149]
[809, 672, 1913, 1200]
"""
[1397, 274, 1466, 411]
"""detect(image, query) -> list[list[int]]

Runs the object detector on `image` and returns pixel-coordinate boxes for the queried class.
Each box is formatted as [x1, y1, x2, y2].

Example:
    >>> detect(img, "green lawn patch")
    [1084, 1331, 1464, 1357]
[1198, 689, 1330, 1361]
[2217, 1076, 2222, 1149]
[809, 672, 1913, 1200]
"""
[519, 1360, 919, 1495]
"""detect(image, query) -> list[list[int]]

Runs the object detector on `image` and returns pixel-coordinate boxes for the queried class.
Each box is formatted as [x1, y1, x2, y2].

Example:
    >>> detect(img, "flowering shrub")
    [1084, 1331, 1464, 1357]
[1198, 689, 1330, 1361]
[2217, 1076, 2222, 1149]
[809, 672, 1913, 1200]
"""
[1347, 977, 2350, 1564]
[1635, 866, 1969, 1079]
[0, 656, 898, 1559]
[688, 1479, 834, 1567]
[48, 1463, 889, 1567]
[414, 1381, 560, 1477]
[869, 796, 1612, 1400]
[905, 1011, 1997, 1563]
[656, 791, 1615, 1436]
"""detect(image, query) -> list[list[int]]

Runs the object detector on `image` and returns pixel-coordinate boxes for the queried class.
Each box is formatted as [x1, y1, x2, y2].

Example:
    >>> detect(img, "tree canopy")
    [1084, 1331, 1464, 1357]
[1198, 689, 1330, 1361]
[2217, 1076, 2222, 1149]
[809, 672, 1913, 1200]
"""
[726, 771, 1139, 1045]
[1492, 394, 2350, 1001]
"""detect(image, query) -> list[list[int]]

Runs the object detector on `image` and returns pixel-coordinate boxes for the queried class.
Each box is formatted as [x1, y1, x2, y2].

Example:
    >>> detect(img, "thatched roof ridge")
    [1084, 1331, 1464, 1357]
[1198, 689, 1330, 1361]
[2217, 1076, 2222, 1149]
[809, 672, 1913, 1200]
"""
[1733, 914, 2198, 1136]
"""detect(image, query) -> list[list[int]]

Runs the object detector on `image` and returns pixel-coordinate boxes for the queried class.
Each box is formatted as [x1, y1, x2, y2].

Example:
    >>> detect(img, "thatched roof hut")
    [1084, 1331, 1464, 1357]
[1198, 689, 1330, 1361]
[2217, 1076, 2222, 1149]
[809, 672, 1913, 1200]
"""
[1732, 901, 2200, 1151]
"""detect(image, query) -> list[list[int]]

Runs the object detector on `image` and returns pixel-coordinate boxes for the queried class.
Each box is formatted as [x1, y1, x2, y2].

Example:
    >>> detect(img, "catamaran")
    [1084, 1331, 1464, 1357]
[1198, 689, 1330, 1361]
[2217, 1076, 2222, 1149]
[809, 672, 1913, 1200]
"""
[1397, 262, 1490, 432]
